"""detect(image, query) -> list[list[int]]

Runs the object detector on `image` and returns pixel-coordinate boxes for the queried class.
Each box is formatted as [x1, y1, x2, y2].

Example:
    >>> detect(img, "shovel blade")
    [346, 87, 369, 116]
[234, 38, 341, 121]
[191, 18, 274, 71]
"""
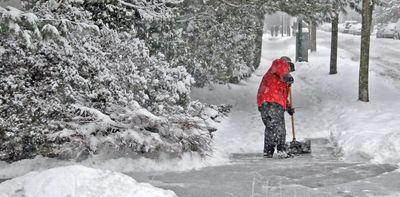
[288, 139, 311, 155]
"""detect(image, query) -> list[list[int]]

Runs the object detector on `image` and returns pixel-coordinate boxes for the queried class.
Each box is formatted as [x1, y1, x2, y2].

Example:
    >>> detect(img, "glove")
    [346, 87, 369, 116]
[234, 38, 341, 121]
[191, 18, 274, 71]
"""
[287, 107, 295, 116]
[288, 62, 295, 72]
[283, 74, 294, 85]
[258, 103, 266, 112]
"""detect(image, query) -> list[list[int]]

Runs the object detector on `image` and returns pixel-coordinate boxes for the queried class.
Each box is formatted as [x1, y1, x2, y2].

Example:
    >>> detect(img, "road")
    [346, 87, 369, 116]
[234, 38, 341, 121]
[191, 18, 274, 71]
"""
[319, 31, 400, 82]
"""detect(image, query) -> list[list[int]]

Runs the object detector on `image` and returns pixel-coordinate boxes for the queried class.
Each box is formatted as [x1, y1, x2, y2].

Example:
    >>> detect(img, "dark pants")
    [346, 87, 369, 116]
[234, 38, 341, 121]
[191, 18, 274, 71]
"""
[260, 102, 286, 154]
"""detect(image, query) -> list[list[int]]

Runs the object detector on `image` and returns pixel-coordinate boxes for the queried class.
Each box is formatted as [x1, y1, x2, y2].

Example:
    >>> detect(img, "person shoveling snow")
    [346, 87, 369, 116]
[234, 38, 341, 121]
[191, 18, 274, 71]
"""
[257, 56, 296, 158]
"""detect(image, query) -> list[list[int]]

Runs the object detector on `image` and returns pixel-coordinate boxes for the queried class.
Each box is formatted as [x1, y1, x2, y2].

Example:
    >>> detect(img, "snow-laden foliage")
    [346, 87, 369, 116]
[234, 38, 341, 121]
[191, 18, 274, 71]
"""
[76, 0, 264, 87]
[141, 0, 264, 86]
[314, 0, 348, 21]
[79, 0, 182, 32]
[349, 0, 386, 14]
[0, 3, 230, 161]
[374, 0, 400, 23]
[54, 101, 228, 160]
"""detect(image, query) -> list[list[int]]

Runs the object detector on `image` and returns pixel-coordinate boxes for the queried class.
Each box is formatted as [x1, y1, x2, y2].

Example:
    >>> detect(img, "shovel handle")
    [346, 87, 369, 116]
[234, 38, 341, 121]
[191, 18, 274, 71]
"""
[289, 87, 296, 141]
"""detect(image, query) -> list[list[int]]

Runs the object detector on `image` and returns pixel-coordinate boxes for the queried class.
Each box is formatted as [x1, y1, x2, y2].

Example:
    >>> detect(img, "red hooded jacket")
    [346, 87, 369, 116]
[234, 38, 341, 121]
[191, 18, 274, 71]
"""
[257, 59, 291, 109]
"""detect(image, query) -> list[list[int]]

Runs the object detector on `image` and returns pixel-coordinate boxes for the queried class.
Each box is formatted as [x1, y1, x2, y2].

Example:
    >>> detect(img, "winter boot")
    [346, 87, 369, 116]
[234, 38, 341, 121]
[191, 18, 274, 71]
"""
[276, 144, 293, 159]
[263, 145, 275, 158]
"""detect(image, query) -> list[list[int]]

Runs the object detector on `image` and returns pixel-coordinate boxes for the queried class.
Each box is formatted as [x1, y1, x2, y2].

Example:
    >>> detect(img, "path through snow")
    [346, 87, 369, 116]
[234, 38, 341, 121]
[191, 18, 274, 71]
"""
[129, 138, 398, 197]
[130, 32, 400, 197]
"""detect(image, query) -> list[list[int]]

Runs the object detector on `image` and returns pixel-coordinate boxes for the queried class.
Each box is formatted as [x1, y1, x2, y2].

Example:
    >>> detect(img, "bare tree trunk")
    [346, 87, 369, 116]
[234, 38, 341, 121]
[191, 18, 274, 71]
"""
[253, 14, 265, 70]
[296, 17, 303, 62]
[310, 21, 317, 52]
[330, 14, 339, 75]
[281, 15, 284, 37]
[308, 21, 312, 49]
[359, 0, 373, 102]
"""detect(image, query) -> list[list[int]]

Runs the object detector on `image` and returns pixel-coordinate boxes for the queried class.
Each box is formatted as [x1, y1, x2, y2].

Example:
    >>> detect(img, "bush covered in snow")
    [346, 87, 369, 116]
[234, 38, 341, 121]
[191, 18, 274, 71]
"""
[1, 0, 266, 162]
[71, 0, 264, 87]
[139, 0, 264, 86]
[0, 2, 234, 161]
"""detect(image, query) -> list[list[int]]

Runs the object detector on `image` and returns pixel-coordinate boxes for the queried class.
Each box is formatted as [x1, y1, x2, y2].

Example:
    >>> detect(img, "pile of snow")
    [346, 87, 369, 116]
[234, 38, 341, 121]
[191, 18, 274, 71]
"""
[0, 165, 176, 197]
[0, 152, 228, 180]
[293, 32, 400, 165]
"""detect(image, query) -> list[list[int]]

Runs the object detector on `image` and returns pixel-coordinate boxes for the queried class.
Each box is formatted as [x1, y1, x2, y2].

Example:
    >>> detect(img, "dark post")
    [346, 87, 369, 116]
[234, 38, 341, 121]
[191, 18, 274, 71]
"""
[281, 14, 284, 37]
[296, 17, 308, 62]
[296, 17, 303, 62]
[330, 14, 339, 75]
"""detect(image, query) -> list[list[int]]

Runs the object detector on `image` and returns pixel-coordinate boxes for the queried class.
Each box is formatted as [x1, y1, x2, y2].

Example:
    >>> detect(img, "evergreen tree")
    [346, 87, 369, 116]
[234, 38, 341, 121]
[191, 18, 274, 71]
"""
[0, 1, 223, 161]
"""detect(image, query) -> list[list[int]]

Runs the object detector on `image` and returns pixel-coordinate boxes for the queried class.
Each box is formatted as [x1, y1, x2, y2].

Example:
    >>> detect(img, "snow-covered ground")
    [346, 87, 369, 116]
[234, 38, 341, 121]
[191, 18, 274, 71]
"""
[192, 31, 400, 166]
[296, 31, 400, 165]
[0, 165, 176, 197]
[1, 31, 400, 196]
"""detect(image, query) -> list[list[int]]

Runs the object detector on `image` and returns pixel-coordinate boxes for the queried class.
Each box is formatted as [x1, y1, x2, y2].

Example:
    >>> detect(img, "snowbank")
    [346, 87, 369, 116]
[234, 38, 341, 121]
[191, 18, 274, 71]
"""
[0, 152, 228, 181]
[0, 165, 176, 197]
[293, 32, 400, 166]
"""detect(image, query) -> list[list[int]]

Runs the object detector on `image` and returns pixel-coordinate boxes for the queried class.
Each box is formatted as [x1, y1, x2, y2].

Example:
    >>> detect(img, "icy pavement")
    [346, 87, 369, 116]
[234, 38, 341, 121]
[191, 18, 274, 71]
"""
[129, 138, 399, 197]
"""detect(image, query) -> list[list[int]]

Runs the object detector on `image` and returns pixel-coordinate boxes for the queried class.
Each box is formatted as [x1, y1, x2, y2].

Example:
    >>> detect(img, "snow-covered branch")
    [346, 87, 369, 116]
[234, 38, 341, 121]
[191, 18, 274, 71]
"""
[219, 0, 243, 8]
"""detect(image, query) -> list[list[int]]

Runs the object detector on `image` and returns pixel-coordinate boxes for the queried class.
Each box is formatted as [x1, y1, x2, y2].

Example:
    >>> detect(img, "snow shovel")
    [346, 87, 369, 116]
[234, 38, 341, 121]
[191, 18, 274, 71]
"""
[287, 88, 311, 155]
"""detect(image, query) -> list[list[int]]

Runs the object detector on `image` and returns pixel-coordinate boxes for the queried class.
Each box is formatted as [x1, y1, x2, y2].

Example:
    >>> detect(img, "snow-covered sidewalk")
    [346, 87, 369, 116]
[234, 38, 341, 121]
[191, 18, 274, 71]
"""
[193, 31, 400, 166]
